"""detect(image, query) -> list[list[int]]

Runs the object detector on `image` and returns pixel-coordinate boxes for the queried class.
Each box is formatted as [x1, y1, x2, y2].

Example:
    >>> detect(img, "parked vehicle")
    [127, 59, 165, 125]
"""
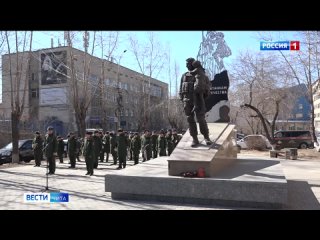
[0, 139, 34, 164]
[237, 135, 272, 150]
[274, 130, 313, 149]
[236, 133, 245, 141]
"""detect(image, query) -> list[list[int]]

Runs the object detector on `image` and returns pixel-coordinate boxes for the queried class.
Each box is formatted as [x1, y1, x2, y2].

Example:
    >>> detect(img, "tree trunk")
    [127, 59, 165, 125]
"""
[11, 112, 20, 163]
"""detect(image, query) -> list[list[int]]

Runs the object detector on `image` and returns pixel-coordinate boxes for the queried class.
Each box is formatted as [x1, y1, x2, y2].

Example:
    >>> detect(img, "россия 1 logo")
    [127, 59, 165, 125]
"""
[24, 192, 69, 203]
[260, 41, 300, 51]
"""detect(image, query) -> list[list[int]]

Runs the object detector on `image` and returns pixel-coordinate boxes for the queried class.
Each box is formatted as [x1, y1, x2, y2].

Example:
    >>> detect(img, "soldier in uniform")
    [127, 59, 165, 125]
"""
[172, 128, 182, 150]
[157, 129, 167, 156]
[83, 131, 94, 176]
[68, 132, 77, 168]
[57, 136, 65, 164]
[151, 130, 158, 159]
[117, 128, 128, 169]
[129, 132, 134, 161]
[110, 131, 118, 165]
[32, 131, 43, 167]
[99, 131, 105, 162]
[166, 129, 174, 156]
[132, 132, 141, 165]
[43, 126, 58, 175]
[179, 57, 212, 147]
[93, 130, 102, 169]
[76, 137, 82, 162]
[141, 130, 152, 161]
[103, 131, 110, 162]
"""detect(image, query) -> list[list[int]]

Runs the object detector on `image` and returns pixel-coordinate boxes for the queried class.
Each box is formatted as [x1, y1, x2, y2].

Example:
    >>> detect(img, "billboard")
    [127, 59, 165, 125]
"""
[40, 88, 67, 106]
[41, 51, 67, 85]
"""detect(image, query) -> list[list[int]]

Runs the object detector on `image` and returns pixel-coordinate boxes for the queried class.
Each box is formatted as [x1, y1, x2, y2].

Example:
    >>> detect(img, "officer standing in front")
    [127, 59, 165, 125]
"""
[32, 131, 43, 167]
[57, 136, 65, 164]
[43, 126, 58, 175]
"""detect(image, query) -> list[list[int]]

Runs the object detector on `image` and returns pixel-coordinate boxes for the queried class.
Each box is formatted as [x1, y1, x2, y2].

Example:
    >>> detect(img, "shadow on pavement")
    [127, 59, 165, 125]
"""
[286, 180, 320, 210]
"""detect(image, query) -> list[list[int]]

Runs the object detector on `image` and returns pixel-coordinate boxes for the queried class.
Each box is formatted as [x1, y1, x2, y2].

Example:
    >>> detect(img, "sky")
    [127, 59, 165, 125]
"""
[0, 31, 299, 103]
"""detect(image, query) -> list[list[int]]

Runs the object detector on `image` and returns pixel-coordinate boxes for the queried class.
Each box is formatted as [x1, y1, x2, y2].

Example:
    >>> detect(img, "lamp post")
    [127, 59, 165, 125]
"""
[105, 50, 127, 131]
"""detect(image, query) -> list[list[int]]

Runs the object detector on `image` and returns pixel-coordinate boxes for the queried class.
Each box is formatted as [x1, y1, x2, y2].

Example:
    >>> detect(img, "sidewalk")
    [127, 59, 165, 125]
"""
[0, 158, 226, 210]
[0, 156, 319, 209]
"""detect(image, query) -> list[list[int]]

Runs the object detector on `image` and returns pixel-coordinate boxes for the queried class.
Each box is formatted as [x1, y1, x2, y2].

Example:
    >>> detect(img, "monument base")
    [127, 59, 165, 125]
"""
[105, 157, 288, 209]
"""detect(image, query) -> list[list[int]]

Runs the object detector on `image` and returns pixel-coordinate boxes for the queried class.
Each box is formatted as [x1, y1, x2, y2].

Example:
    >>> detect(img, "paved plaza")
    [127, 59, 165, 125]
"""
[0, 155, 320, 210]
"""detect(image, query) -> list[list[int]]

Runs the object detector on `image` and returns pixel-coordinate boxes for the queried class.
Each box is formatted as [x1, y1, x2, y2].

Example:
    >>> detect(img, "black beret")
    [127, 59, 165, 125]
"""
[94, 130, 99, 134]
[47, 126, 54, 130]
[35, 131, 40, 134]
[86, 131, 93, 135]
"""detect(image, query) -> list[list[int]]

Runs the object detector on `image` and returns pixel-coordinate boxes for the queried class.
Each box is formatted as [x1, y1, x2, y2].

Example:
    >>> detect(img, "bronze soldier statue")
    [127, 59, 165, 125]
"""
[179, 58, 212, 147]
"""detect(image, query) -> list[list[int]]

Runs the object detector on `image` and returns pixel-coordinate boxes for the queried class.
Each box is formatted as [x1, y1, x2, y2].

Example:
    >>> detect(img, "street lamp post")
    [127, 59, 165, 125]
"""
[105, 50, 127, 131]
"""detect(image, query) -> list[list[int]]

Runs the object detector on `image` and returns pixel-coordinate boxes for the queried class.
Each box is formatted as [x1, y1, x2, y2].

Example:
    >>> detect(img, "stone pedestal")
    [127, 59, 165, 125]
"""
[168, 123, 238, 177]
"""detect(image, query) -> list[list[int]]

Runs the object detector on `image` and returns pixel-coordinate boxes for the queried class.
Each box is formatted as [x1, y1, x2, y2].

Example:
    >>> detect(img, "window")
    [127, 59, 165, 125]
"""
[32, 73, 35, 81]
[120, 109, 124, 116]
[295, 113, 303, 119]
[125, 109, 129, 117]
[289, 125, 295, 130]
[298, 104, 303, 109]
[31, 89, 38, 98]
[130, 110, 134, 117]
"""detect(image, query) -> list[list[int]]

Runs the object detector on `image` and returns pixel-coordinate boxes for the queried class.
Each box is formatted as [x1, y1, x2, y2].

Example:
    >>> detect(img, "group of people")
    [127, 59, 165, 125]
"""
[31, 126, 183, 176]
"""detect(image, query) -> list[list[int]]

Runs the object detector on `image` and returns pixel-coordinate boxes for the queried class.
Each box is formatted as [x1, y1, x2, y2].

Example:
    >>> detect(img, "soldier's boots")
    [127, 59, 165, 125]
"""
[191, 136, 200, 147]
[204, 135, 212, 145]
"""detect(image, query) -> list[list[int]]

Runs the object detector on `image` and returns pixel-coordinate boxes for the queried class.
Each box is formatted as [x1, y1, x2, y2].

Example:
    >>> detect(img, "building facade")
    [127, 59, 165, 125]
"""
[1, 46, 168, 136]
[276, 84, 311, 131]
[313, 80, 320, 133]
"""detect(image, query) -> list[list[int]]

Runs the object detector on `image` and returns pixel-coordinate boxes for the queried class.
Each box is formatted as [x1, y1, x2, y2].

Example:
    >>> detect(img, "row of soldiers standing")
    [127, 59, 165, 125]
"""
[32, 127, 182, 176]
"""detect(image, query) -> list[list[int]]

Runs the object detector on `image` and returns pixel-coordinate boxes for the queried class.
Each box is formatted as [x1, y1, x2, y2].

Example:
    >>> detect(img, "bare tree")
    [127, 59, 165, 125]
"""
[4, 31, 33, 163]
[276, 31, 320, 144]
[66, 31, 98, 137]
[231, 51, 292, 147]
[128, 32, 167, 129]
[97, 31, 119, 131]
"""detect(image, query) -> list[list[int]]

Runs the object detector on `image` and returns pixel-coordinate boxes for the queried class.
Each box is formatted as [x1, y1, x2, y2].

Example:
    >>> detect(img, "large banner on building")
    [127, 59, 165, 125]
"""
[41, 51, 67, 85]
[40, 88, 67, 106]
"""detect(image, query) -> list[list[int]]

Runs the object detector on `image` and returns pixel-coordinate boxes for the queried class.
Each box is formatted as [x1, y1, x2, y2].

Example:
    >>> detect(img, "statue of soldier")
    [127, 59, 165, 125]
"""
[32, 131, 43, 167]
[179, 58, 212, 147]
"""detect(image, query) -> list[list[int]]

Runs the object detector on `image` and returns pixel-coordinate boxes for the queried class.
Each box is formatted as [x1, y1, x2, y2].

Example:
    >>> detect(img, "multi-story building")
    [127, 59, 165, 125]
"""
[313, 79, 320, 133]
[276, 84, 311, 131]
[1, 46, 168, 136]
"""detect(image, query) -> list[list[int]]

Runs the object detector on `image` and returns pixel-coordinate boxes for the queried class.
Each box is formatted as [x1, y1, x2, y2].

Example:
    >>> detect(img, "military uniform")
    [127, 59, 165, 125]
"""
[68, 135, 77, 168]
[99, 132, 105, 162]
[151, 132, 158, 159]
[132, 134, 141, 164]
[110, 133, 118, 164]
[157, 133, 167, 156]
[142, 132, 152, 161]
[172, 132, 182, 150]
[129, 134, 134, 160]
[32, 133, 43, 166]
[93, 132, 102, 169]
[166, 132, 174, 156]
[57, 137, 64, 163]
[117, 130, 129, 169]
[43, 129, 58, 174]
[103, 133, 110, 162]
[179, 58, 211, 147]
[83, 133, 94, 175]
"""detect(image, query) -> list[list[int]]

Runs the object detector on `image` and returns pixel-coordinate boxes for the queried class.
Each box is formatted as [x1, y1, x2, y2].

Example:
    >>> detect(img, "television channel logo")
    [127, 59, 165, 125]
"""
[24, 192, 69, 203]
[260, 41, 300, 51]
